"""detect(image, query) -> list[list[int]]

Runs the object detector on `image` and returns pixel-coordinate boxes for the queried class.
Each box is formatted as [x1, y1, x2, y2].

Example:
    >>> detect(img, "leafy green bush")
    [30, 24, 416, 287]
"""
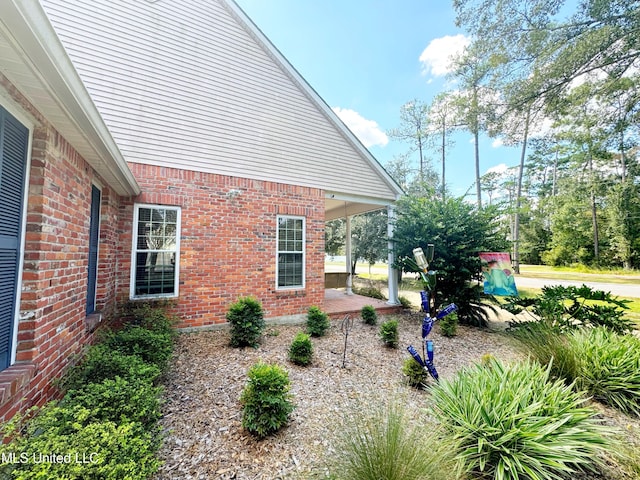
[0, 404, 160, 480]
[511, 323, 640, 416]
[571, 327, 640, 417]
[103, 325, 174, 371]
[353, 285, 386, 300]
[398, 295, 412, 309]
[307, 305, 330, 337]
[289, 332, 313, 366]
[240, 362, 295, 439]
[330, 399, 458, 480]
[379, 319, 398, 348]
[64, 344, 161, 390]
[63, 376, 163, 431]
[402, 358, 428, 389]
[504, 284, 633, 334]
[361, 305, 378, 325]
[439, 312, 458, 337]
[430, 358, 608, 480]
[120, 300, 178, 338]
[226, 296, 265, 348]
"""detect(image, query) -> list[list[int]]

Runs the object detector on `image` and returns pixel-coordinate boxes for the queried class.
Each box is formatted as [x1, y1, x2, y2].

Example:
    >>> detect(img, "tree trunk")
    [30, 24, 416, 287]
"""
[513, 108, 530, 274]
[441, 117, 446, 200]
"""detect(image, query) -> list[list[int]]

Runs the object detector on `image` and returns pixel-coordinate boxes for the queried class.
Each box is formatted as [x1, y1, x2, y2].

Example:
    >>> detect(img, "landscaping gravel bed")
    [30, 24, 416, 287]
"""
[153, 311, 640, 479]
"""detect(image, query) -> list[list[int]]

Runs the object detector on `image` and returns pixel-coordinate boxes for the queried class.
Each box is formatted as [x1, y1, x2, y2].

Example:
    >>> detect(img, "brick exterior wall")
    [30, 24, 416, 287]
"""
[0, 75, 123, 423]
[123, 163, 326, 328]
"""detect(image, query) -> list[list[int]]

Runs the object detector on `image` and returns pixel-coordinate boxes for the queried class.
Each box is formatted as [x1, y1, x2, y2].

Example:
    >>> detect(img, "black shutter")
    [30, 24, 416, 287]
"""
[0, 107, 28, 370]
[86, 185, 101, 314]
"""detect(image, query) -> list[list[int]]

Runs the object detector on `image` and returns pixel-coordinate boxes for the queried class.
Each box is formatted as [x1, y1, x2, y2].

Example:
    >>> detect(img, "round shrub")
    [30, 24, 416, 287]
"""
[439, 312, 458, 337]
[430, 358, 608, 479]
[307, 306, 330, 337]
[288, 332, 313, 366]
[361, 305, 378, 325]
[240, 362, 294, 439]
[226, 296, 265, 348]
[402, 358, 428, 389]
[379, 319, 399, 348]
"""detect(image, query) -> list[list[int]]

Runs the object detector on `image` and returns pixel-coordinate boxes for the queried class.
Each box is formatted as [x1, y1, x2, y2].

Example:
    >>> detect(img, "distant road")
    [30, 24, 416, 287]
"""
[514, 275, 640, 298]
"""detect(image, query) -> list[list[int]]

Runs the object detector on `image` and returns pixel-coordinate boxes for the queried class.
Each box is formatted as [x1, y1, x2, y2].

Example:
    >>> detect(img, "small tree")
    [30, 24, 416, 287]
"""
[307, 306, 330, 337]
[226, 297, 265, 348]
[288, 333, 313, 366]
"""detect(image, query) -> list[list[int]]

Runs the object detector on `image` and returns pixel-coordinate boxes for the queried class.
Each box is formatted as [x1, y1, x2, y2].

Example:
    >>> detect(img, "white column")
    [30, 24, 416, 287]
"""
[345, 213, 353, 295]
[387, 204, 400, 305]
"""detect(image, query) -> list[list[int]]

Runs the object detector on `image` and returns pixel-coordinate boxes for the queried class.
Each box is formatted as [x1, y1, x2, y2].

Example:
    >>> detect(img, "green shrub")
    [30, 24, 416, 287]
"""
[379, 319, 399, 348]
[63, 376, 163, 431]
[361, 305, 378, 325]
[0, 405, 159, 480]
[571, 327, 640, 416]
[64, 344, 161, 390]
[330, 399, 458, 480]
[353, 285, 386, 300]
[511, 323, 640, 417]
[402, 357, 428, 389]
[104, 325, 174, 371]
[120, 301, 178, 338]
[430, 358, 608, 480]
[398, 295, 412, 309]
[226, 296, 265, 348]
[503, 284, 633, 334]
[289, 332, 313, 366]
[307, 306, 330, 337]
[439, 312, 458, 337]
[240, 362, 295, 439]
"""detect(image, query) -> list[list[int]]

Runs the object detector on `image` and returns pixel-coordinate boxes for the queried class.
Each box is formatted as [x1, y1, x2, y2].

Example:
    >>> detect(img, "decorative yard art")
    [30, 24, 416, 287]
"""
[479, 252, 518, 296]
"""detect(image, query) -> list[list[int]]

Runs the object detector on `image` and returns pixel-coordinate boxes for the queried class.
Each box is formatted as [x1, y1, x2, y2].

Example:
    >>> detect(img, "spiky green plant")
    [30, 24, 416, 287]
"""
[330, 399, 458, 480]
[430, 358, 609, 480]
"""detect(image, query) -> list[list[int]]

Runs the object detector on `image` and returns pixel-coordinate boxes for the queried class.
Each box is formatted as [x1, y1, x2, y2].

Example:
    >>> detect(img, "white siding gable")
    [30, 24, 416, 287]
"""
[40, 0, 401, 201]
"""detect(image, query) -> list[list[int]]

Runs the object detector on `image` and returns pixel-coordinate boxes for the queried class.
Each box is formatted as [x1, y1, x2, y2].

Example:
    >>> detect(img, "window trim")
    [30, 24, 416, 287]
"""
[129, 203, 181, 299]
[276, 215, 306, 290]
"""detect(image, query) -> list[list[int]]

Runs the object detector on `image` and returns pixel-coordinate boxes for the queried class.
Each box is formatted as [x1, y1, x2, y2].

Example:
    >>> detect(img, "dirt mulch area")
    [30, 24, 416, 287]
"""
[153, 313, 521, 479]
[153, 312, 640, 480]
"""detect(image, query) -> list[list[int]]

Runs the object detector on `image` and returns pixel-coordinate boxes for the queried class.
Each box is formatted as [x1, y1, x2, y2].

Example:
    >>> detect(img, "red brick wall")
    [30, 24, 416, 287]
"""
[0, 75, 123, 422]
[122, 163, 325, 328]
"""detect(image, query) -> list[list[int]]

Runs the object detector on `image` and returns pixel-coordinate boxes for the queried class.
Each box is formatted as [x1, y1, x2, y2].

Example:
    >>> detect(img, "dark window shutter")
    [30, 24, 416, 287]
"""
[0, 107, 28, 370]
[86, 185, 100, 314]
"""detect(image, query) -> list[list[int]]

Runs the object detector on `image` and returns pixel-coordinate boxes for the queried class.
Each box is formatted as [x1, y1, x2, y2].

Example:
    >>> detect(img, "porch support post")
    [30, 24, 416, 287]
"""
[345, 213, 353, 295]
[387, 204, 400, 305]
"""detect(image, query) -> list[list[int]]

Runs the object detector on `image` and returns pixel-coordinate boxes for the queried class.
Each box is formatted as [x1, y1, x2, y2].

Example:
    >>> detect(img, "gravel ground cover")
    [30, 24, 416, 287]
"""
[153, 311, 640, 480]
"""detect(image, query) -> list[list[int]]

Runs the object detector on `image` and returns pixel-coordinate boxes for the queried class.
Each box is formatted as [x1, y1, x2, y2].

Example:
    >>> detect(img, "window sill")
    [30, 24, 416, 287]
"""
[0, 363, 36, 409]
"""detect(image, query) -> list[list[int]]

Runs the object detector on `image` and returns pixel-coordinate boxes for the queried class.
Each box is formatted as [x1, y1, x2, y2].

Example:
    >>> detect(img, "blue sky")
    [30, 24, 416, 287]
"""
[234, 0, 521, 197]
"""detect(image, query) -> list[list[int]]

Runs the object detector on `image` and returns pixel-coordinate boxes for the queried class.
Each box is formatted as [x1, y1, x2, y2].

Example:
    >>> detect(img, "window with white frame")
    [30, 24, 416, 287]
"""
[277, 216, 305, 289]
[131, 204, 181, 298]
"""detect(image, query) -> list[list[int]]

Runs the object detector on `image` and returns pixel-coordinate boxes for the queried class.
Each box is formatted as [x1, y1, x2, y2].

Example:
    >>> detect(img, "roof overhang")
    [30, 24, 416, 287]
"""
[0, 0, 140, 196]
[325, 192, 395, 221]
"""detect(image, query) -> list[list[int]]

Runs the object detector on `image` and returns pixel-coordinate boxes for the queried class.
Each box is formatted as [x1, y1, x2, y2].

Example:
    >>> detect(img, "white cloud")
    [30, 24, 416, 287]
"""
[492, 138, 504, 148]
[419, 34, 470, 77]
[486, 163, 509, 175]
[332, 107, 389, 148]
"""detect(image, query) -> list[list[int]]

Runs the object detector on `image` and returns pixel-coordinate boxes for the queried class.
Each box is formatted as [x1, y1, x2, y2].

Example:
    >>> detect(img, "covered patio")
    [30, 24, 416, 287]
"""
[324, 288, 403, 319]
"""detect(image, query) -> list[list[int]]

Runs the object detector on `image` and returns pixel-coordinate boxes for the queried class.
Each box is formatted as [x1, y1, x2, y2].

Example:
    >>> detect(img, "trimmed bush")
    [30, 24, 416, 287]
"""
[64, 344, 161, 390]
[430, 358, 608, 480]
[307, 306, 330, 337]
[240, 362, 295, 439]
[361, 305, 377, 325]
[104, 325, 174, 371]
[121, 301, 178, 338]
[289, 332, 313, 366]
[0, 404, 160, 480]
[330, 399, 458, 480]
[439, 312, 458, 337]
[402, 357, 428, 389]
[379, 319, 399, 348]
[226, 296, 265, 348]
[63, 376, 163, 431]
